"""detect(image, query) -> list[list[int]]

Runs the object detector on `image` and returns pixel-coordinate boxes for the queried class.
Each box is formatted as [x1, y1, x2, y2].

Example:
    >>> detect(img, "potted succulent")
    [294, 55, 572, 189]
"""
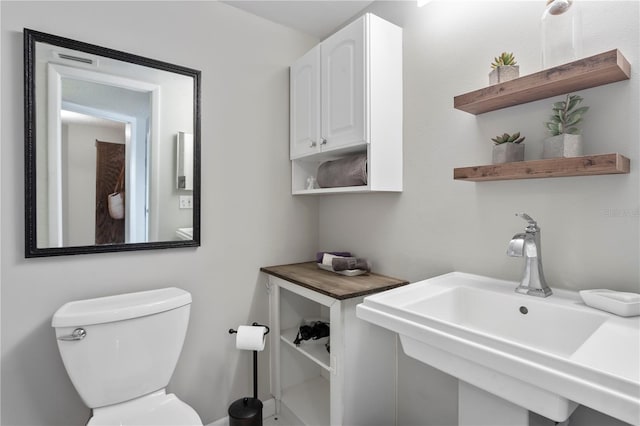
[543, 93, 589, 158]
[489, 52, 519, 85]
[491, 132, 525, 164]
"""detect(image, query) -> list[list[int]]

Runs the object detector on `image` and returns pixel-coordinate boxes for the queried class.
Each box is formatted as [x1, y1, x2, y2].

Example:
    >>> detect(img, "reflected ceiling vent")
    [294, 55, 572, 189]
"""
[52, 52, 98, 67]
[57, 52, 93, 64]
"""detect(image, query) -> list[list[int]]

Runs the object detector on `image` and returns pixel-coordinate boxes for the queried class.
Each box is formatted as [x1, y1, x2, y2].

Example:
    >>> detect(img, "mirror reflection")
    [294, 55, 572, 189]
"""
[176, 132, 194, 191]
[25, 29, 201, 257]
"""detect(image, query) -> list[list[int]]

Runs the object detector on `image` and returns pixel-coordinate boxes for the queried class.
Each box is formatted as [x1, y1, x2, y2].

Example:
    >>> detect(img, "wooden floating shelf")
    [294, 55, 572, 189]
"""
[454, 153, 630, 182]
[454, 50, 631, 115]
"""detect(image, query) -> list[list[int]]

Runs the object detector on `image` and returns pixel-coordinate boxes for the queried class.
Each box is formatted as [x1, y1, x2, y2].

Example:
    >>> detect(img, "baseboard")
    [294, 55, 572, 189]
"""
[207, 398, 276, 426]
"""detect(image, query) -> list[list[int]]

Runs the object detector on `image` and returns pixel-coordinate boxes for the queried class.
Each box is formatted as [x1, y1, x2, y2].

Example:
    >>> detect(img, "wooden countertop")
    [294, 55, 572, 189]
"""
[261, 261, 409, 300]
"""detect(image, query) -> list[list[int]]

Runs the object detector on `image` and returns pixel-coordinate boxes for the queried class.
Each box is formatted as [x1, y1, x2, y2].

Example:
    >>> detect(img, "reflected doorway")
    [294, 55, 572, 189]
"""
[46, 62, 156, 248]
[61, 109, 128, 245]
[95, 140, 125, 244]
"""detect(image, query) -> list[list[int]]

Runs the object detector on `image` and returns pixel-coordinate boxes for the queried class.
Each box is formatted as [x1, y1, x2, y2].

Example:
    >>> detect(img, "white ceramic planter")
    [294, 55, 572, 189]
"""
[492, 143, 525, 164]
[543, 134, 583, 159]
[489, 65, 519, 85]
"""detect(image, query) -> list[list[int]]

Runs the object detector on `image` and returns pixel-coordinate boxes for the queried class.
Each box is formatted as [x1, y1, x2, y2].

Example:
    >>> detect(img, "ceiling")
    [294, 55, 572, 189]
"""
[222, 0, 376, 39]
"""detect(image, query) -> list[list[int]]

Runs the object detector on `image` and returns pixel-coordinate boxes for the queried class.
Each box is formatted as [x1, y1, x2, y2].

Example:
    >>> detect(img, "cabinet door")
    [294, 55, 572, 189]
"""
[290, 46, 321, 159]
[321, 17, 366, 151]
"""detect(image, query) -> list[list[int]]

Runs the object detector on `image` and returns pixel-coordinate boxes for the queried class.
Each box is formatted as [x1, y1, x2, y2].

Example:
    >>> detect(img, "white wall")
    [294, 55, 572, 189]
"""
[320, 1, 639, 425]
[0, 2, 318, 425]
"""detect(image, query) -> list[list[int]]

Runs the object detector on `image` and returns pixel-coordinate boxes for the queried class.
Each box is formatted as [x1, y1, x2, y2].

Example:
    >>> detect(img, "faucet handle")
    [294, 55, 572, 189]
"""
[516, 213, 539, 232]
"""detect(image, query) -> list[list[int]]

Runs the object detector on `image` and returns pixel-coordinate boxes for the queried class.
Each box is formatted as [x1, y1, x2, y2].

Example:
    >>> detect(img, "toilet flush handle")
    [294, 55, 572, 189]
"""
[57, 328, 86, 341]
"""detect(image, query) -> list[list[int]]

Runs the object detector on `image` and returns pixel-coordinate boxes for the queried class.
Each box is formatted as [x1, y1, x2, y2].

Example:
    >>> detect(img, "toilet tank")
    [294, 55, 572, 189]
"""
[52, 288, 192, 408]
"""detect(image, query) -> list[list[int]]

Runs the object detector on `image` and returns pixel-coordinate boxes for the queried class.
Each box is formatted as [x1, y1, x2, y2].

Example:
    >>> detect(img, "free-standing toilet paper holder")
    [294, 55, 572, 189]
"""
[228, 323, 270, 426]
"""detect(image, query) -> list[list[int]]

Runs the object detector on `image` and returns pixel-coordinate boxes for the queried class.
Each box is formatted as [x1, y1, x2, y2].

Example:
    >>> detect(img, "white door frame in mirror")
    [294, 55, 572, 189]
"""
[46, 63, 160, 246]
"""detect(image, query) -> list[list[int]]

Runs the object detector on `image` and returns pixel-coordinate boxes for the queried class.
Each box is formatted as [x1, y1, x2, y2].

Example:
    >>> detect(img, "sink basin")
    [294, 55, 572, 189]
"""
[357, 272, 640, 424]
[404, 286, 606, 357]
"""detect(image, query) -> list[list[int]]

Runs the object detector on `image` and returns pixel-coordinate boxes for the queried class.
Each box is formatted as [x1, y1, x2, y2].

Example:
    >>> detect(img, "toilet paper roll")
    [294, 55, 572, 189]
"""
[235, 325, 266, 351]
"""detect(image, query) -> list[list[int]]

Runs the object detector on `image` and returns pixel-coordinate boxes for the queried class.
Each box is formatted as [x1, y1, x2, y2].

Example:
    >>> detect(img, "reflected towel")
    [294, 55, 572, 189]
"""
[317, 154, 367, 188]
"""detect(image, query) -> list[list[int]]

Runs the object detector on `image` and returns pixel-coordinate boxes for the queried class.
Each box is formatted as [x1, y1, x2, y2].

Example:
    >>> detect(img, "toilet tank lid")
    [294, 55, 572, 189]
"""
[51, 287, 192, 327]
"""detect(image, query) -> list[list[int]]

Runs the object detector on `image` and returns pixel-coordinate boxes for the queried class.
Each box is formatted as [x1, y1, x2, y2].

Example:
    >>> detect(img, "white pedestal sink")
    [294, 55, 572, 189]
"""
[458, 382, 529, 426]
[356, 272, 640, 425]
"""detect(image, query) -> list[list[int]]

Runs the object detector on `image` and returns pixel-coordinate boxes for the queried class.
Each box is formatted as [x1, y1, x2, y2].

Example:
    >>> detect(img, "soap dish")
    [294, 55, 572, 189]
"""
[579, 289, 640, 317]
[316, 263, 367, 277]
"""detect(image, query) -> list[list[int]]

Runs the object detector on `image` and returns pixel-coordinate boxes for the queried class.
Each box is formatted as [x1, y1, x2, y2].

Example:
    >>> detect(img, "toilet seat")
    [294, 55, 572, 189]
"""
[88, 390, 202, 426]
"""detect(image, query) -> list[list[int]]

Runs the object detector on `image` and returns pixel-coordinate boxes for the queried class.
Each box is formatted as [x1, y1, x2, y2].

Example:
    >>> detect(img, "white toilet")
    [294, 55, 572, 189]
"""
[52, 287, 203, 425]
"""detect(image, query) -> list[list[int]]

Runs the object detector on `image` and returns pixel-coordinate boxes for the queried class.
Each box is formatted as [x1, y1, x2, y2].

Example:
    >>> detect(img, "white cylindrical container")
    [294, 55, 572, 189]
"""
[541, 0, 582, 69]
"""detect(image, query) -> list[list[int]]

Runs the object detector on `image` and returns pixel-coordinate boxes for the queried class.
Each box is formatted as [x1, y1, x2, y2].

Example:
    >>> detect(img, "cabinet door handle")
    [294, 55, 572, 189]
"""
[320, 138, 327, 145]
[309, 141, 317, 148]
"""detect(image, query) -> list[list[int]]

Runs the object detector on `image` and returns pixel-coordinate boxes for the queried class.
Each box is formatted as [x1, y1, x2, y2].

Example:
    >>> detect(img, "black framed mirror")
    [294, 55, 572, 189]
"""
[24, 29, 201, 257]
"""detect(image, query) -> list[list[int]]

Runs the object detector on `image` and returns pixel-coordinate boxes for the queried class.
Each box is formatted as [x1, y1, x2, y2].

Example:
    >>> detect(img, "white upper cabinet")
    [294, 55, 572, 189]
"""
[321, 17, 366, 151]
[290, 46, 321, 159]
[289, 14, 403, 194]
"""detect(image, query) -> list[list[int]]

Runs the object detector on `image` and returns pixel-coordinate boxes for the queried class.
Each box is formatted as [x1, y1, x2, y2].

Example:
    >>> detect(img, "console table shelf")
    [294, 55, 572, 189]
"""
[263, 262, 408, 425]
[454, 50, 631, 115]
[453, 153, 630, 182]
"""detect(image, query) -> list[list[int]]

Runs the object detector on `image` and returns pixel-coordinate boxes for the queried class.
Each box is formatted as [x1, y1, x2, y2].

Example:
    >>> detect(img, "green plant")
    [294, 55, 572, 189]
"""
[491, 132, 525, 145]
[491, 52, 517, 69]
[545, 94, 589, 136]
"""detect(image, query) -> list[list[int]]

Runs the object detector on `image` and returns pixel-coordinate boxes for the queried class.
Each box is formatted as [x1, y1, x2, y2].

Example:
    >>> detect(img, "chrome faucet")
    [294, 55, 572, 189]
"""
[507, 213, 552, 297]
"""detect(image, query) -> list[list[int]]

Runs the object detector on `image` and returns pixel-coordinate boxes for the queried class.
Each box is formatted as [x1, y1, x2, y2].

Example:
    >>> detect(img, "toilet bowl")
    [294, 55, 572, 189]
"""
[52, 288, 203, 425]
